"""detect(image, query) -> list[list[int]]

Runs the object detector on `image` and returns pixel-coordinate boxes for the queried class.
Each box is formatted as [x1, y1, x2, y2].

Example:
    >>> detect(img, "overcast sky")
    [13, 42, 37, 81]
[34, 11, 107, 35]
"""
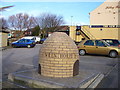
[1, 0, 107, 25]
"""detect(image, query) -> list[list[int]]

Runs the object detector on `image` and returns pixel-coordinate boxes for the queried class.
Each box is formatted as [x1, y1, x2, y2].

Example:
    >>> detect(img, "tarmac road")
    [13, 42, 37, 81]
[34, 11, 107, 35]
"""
[1, 44, 118, 88]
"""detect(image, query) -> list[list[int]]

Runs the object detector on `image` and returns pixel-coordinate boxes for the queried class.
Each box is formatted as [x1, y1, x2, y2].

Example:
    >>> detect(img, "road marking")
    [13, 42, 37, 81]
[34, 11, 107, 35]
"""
[79, 61, 106, 65]
[13, 62, 34, 67]
[105, 63, 118, 77]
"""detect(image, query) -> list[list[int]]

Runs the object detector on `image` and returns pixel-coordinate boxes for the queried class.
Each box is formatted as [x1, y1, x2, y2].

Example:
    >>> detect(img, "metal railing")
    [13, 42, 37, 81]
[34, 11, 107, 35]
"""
[81, 26, 96, 39]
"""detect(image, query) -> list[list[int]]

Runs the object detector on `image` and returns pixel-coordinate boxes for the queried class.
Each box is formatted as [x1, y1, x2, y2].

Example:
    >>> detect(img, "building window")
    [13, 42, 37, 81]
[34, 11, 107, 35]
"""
[84, 40, 94, 46]
[91, 25, 103, 28]
[76, 26, 81, 30]
[76, 31, 81, 35]
[113, 12, 116, 14]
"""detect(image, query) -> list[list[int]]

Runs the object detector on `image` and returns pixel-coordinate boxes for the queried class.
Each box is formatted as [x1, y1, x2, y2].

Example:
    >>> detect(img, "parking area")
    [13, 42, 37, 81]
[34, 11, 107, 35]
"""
[1, 44, 118, 88]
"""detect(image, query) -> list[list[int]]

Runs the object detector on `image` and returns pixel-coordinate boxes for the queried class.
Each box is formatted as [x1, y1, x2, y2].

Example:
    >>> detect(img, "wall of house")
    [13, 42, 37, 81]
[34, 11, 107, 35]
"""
[69, 0, 120, 42]
[0, 32, 8, 47]
[69, 26, 84, 42]
[89, 27, 119, 40]
[90, 1, 119, 25]
[69, 26, 76, 41]
[69, 26, 120, 41]
[81, 25, 119, 40]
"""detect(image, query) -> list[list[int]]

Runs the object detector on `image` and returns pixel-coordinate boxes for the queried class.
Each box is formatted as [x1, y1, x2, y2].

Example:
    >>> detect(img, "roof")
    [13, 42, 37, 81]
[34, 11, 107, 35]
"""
[57, 26, 69, 31]
[0, 29, 9, 33]
[25, 29, 32, 32]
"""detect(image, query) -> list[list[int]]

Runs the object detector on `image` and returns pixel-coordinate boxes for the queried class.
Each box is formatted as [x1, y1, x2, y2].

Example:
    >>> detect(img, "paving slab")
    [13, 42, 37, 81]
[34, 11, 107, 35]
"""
[8, 68, 104, 88]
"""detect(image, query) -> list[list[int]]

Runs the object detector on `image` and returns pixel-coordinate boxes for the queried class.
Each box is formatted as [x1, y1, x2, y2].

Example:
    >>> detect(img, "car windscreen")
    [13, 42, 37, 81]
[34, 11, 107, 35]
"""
[31, 38, 35, 40]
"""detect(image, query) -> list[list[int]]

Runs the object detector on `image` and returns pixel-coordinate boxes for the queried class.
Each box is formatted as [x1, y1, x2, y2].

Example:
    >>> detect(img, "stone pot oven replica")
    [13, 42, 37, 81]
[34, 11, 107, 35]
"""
[39, 32, 79, 78]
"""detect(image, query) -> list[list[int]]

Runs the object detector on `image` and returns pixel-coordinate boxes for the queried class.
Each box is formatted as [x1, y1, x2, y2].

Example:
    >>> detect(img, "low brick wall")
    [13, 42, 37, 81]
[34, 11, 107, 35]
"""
[39, 32, 79, 78]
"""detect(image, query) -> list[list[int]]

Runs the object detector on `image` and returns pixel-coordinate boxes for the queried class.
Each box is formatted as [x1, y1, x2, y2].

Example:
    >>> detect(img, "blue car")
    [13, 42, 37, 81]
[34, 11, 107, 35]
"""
[11, 39, 36, 48]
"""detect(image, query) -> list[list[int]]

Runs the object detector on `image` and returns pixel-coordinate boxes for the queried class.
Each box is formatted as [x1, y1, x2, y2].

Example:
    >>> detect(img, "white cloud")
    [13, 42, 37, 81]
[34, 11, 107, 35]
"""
[73, 22, 89, 25]
[64, 20, 89, 26]
[0, 15, 6, 18]
[12, 10, 46, 17]
[27, 10, 41, 17]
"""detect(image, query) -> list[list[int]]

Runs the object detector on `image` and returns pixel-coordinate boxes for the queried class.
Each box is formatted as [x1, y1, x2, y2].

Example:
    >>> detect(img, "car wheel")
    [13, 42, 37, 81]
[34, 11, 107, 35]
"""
[109, 51, 118, 58]
[32, 44, 35, 48]
[27, 45, 31, 48]
[12, 44, 16, 48]
[79, 49, 86, 56]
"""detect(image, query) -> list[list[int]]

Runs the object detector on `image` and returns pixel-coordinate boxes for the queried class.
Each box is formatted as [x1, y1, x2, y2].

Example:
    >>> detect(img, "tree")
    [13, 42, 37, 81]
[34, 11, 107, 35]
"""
[32, 25, 40, 36]
[37, 13, 65, 35]
[8, 13, 37, 31]
[0, 18, 8, 29]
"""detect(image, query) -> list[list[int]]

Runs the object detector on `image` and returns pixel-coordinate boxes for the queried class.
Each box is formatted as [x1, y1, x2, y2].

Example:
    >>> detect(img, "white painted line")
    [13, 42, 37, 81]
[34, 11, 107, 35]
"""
[13, 62, 34, 67]
[105, 63, 118, 77]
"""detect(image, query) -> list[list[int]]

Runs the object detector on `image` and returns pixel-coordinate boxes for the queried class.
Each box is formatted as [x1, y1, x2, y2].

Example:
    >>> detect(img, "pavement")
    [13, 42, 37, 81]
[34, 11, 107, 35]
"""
[1, 44, 119, 88]
[0, 46, 12, 51]
[96, 63, 118, 88]
[8, 68, 103, 88]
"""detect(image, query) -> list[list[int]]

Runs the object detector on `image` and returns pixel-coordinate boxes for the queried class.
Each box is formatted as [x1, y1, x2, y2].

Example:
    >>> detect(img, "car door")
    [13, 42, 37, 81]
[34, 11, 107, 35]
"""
[23, 39, 28, 47]
[95, 40, 109, 55]
[83, 40, 96, 54]
[17, 39, 25, 47]
[25, 39, 32, 46]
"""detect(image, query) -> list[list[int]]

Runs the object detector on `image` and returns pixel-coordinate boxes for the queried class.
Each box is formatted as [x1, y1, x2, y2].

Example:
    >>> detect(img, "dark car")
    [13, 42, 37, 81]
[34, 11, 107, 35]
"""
[40, 38, 46, 44]
[11, 39, 36, 48]
[102, 39, 120, 47]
